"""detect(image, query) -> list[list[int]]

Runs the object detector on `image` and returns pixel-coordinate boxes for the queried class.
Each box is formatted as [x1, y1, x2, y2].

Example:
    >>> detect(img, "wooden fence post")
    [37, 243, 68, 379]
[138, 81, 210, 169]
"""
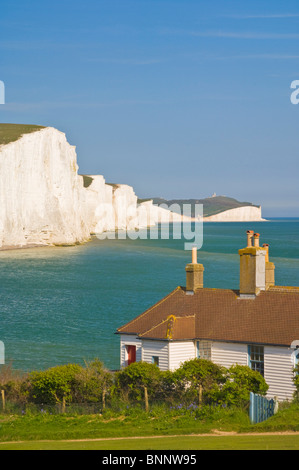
[1, 389, 5, 411]
[144, 386, 149, 412]
[62, 396, 66, 413]
[102, 387, 106, 411]
[198, 384, 202, 406]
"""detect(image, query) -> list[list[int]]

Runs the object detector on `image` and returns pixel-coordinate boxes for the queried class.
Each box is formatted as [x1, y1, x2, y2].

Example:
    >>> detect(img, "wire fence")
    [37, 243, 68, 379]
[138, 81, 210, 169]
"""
[0, 390, 229, 417]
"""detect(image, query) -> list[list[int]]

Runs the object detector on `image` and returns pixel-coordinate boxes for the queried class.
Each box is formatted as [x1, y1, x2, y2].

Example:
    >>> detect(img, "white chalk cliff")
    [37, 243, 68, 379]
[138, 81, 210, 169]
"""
[202, 206, 265, 222]
[0, 126, 264, 250]
[0, 127, 91, 248]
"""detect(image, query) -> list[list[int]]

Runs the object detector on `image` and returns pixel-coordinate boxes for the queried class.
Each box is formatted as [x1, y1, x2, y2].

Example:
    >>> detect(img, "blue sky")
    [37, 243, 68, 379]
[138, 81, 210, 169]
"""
[1, 0, 299, 216]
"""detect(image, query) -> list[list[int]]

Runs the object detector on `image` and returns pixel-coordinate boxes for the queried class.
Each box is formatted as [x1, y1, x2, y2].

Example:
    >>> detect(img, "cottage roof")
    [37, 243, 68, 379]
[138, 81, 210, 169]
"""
[116, 285, 299, 347]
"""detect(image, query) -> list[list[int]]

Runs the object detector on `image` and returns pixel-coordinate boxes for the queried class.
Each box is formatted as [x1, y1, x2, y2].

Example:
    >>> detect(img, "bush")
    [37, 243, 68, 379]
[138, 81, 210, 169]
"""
[293, 363, 299, 401]
[0, 363, 29, 404]
[27, 363, 83, 404]
[71, 359, 113, 404]
[218, 365, 269, 407]
[25, 359, 114, 406]
[172, 358, 227, 405]
[114, 362, 162, 402]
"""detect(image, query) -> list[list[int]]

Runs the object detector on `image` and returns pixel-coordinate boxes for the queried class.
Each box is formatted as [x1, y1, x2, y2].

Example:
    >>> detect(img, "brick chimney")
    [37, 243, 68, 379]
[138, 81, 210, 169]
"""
[239, 231, 267, 296]
[185, 247, 204, 292]
[263, 243, 275, 290]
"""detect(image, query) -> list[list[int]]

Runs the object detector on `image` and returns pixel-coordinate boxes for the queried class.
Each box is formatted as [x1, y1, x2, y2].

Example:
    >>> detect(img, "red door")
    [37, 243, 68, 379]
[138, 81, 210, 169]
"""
[127, 345, 136, 365]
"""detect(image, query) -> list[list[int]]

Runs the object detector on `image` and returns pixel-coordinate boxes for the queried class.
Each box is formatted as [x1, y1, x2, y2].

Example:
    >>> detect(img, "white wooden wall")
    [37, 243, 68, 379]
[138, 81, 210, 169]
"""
[168, 341, 196, 371]
[264, 346, 296, 401]
[212, 342, 248, 369]
[139, 340, 196, 371]
[142, 340, 169, 370]
[120, 335, 142, 368]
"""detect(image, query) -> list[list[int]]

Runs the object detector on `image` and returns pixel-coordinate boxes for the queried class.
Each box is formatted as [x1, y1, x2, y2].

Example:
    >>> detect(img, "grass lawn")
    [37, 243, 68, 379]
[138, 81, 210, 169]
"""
[1, 434, 299, 450]
[1, 403, 299, 450]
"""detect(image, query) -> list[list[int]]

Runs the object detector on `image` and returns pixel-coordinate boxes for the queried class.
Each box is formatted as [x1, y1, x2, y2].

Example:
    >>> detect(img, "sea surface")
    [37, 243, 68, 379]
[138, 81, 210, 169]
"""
[0, 219, 299, 372]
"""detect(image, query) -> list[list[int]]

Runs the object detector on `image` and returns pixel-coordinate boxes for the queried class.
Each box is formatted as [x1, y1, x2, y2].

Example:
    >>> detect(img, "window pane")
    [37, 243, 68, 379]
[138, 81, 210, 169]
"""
[152, 356, 159, 366]
[197, 341, 211, 360]
[249, 345, 264, 376]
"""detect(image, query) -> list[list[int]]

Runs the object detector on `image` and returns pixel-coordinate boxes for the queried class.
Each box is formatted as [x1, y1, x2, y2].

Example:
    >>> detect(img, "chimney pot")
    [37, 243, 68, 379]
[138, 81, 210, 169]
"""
[246, 230, 254, 247]
[191, 247, 197, 264]
[253, 233, 260, 247]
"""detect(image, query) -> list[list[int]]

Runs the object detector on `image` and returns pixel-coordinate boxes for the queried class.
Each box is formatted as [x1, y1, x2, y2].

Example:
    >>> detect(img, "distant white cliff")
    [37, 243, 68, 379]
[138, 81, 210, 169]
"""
[83, 176, 151, 234]
[202, 206, 265, 222]
[0, 126, 264, 250]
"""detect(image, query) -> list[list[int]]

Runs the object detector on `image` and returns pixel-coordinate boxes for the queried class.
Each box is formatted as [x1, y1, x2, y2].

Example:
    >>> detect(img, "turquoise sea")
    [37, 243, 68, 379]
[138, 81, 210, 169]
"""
[0, 219, 299, 372]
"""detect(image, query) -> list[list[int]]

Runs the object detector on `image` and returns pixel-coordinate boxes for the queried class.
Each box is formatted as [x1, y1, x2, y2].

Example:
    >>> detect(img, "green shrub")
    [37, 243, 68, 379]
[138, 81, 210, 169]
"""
[71, 359, 113, 404]
[218, 364, 269, 407]
[0, 363, 29, 404]
[114, 362, 162, 402]
[158, 369, 185, 404]
[27, 364, 83, 404]
[292, 363, 299, 401]
[173, 358, 227, 405]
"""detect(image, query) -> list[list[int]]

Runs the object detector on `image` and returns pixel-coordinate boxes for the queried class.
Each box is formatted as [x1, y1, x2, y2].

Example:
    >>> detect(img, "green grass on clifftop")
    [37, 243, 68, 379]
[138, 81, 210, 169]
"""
[0, 123, 45, 146]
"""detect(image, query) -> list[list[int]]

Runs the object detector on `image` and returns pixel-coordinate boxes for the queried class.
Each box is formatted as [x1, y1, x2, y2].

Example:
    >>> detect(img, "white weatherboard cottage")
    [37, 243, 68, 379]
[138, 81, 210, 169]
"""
[117, 231, 299, 401]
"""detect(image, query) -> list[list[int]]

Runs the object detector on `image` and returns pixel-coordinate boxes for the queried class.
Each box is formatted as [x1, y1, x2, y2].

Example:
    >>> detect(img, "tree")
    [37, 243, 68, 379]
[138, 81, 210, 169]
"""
[71, 359, 113, 405]
[174, 358, 227, 405]
[114, 362, 162, 406]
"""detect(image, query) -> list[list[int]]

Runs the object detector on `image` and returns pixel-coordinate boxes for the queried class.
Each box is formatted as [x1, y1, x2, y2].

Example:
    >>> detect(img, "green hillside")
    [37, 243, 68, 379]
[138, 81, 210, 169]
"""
[138, 196, 259, 218]
[0, 124, 45, 146]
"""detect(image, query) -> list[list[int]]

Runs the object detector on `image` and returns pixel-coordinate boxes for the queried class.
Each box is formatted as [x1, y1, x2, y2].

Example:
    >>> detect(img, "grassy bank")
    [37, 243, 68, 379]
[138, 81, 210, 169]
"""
[1, 402, 299, 444]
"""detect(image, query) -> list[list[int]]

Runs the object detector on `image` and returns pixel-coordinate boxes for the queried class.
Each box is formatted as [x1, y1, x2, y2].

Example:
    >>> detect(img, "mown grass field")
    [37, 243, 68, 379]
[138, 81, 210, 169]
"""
[1, 433, 299, 450]
[1, 403, 299, 450]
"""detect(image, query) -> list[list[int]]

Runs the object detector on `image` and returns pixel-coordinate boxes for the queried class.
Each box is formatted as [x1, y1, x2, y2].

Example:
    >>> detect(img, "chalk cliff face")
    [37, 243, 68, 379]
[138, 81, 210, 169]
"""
[0, 127, 152, 249]
[202, 206, 265, 222]
[83, 177, 145, 234]
[0, 127, 91, 248]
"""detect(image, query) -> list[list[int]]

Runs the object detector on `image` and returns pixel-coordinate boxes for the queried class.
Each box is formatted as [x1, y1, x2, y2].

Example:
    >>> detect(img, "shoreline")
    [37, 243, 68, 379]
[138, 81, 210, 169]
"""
[0, 243, 49, 252]
[0, 218, 268, 252]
